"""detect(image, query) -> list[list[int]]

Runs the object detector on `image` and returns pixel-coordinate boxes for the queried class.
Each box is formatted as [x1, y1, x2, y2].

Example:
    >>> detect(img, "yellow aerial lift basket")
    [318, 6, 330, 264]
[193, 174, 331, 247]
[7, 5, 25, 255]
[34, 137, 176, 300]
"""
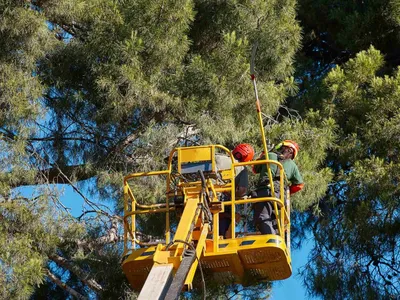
[122, 144, 292, 299]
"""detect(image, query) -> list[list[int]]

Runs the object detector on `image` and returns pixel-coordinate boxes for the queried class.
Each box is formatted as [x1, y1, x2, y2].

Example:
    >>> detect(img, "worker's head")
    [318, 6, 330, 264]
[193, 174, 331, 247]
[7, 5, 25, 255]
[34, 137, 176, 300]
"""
[276, 140, 299, 160]
[232, 143, 254, 162]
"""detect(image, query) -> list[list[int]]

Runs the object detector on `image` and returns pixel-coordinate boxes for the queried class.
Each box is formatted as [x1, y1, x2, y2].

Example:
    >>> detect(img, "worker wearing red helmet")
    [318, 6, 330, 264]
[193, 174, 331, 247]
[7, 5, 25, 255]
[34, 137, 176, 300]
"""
[252, 140, 304, 235]
[216, 143, 254, 238]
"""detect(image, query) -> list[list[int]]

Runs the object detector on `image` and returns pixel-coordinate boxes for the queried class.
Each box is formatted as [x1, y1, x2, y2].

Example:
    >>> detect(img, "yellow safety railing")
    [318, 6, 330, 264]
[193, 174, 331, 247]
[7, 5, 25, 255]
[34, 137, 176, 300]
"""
[122, 145, 291, 258]
[123, 169, 171, 256]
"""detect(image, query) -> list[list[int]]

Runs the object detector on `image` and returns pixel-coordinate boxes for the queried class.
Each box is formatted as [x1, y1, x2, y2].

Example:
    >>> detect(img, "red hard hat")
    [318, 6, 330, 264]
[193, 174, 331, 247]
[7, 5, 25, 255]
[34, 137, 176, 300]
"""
[278, 140, 300, 159]
[232, 143, 255, 162]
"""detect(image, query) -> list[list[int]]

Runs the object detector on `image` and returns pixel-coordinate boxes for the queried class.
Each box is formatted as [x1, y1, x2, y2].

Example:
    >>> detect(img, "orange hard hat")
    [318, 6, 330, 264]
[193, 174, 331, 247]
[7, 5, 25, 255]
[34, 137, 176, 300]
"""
[276, 140, 299, 159]
[232, 143, 255, 162]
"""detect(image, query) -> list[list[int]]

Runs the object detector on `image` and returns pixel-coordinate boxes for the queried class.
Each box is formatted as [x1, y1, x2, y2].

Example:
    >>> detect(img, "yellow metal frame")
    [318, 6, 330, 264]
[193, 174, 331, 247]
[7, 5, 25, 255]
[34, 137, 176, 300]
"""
[122, 145, 234, 256]
[122, 144, 292, 292]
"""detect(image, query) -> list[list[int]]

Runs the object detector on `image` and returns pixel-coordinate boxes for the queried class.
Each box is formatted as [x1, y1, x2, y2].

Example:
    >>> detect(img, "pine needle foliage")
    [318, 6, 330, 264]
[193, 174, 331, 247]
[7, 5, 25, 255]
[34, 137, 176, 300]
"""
[0, 0, 339, 299]
[299, 47, 400, 299]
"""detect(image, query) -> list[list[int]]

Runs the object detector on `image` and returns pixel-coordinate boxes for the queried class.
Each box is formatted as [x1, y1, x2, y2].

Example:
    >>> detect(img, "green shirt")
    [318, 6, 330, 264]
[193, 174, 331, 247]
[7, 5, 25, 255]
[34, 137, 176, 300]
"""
[253, 152, 303, 189]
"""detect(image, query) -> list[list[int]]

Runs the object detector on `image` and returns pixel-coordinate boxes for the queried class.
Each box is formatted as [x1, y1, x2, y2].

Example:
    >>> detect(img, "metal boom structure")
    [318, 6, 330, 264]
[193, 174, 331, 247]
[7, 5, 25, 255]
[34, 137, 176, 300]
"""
[122, 145, 292, 299]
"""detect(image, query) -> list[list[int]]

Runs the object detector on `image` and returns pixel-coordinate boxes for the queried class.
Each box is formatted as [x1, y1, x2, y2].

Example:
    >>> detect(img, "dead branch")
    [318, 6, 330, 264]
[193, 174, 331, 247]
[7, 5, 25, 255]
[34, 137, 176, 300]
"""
[49, 253, 103, 293]
[46, 269, 88, 300]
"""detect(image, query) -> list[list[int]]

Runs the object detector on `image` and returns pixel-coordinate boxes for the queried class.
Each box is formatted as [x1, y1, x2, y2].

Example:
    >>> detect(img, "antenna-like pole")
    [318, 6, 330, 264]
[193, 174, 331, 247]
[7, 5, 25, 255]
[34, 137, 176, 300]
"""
[250, 43, 275, 195]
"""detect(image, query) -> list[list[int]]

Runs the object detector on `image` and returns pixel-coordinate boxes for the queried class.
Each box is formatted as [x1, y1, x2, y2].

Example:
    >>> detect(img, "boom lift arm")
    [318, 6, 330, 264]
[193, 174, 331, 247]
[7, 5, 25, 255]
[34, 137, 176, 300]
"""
[139, 193, 209, 300]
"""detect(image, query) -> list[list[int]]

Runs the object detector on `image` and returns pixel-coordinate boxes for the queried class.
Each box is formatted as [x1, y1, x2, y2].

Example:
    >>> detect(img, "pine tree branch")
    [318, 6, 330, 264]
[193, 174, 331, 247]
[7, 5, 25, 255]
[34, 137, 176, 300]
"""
[46, 269, 88, 300]
[6, 164, 97, 188]
[49, 253, 103, 294]
[40, 164, 98, 184]
[76, 216, 120, 250]
[110, 132, 140, 155]
[0, 127, 16, 140]
[1, 129, 98, 187]
[28, 136, 108, 147]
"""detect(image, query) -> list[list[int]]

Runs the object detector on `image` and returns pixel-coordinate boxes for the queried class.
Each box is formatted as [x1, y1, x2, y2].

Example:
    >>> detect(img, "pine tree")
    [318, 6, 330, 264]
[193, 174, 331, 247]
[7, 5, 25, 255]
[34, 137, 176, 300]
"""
[0, 1, 336, 299]
[293, 0, 400, 297]
[298, 47, 400, 300]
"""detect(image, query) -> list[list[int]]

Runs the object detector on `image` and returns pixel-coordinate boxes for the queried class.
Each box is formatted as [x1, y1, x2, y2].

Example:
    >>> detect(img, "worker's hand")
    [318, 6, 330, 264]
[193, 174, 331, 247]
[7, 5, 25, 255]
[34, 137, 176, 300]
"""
[249, 191, 258, 198]
[289, 183, 304, 194]
[256, 151, 265, 160]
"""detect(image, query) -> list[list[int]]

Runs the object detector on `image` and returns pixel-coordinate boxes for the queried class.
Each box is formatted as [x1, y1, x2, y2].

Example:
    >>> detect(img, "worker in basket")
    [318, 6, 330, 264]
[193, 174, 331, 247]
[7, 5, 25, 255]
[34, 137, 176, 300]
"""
[252, 140, 304, 235]
[215, 143, 254, 238]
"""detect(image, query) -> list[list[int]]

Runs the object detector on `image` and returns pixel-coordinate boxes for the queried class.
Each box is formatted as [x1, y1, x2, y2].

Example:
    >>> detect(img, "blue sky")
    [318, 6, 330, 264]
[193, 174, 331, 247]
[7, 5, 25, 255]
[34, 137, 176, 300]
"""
[272, 238, 317, 300]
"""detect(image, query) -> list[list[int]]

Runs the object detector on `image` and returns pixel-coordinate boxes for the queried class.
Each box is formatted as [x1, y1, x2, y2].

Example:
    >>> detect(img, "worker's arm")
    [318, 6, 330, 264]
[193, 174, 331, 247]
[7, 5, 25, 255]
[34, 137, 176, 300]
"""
[289, 164, 304, 194]
[252, 152, 265, 174]
[235, 168, 248, 198]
